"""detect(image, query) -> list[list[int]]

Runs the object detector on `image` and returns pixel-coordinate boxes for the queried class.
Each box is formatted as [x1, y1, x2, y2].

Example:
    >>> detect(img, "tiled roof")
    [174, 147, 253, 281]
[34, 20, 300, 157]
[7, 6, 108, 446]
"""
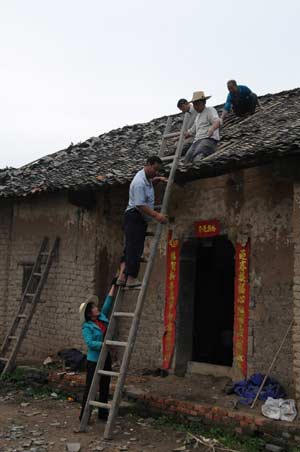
[1, 87, 300, 198]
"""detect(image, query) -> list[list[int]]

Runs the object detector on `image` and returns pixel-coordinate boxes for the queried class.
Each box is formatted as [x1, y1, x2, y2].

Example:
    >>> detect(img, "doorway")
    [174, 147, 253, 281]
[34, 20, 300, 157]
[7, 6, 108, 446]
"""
[193, 236, 235, 366]
[175, 236, 235, 375]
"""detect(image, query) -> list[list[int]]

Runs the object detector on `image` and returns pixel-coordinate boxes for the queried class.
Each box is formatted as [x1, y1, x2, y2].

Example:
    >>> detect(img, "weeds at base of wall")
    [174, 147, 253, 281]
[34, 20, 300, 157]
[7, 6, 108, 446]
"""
[0, 367, 74, 401]
[144, 413, 265, 452]
[126, 405, 299, 452]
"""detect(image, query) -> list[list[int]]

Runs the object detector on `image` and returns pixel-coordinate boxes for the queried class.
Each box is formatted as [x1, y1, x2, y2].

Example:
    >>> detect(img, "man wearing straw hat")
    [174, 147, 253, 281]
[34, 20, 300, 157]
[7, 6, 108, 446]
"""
[184, 91, 221, 163]
[78, 280, 117, 422]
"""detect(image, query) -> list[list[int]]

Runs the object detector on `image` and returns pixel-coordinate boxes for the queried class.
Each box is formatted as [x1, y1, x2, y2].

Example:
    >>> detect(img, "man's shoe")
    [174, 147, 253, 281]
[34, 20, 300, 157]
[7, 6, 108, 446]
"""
[116, 278, 126, 286]
[126, 278, 142, 289]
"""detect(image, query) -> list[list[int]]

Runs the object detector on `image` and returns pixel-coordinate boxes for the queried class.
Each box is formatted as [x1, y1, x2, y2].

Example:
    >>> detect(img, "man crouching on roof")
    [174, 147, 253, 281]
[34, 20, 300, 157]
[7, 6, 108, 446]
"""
[78, 278, 117, 422]
[184, 91, 221, 163]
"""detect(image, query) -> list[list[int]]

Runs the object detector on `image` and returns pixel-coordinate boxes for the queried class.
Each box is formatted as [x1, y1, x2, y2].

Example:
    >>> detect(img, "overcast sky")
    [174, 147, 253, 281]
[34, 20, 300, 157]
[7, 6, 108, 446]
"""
[1, 0, 299, 168]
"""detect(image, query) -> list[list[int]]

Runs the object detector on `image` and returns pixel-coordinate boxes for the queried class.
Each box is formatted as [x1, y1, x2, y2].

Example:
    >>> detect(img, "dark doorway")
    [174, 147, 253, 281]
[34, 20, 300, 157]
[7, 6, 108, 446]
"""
[192, 236, 235, 366]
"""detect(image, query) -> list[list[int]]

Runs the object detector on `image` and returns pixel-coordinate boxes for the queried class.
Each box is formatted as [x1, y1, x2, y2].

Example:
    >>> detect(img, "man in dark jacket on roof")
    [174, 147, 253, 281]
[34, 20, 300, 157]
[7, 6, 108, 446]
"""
[221, 80, 258, 121]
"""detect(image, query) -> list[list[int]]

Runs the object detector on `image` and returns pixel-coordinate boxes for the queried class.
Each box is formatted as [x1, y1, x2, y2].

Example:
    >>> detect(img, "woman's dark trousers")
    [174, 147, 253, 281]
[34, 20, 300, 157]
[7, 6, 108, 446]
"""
[79, 353, 112, 421]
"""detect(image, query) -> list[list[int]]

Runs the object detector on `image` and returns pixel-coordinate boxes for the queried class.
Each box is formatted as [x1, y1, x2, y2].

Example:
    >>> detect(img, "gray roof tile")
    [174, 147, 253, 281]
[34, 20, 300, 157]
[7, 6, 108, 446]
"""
[1, 87, 300, 198]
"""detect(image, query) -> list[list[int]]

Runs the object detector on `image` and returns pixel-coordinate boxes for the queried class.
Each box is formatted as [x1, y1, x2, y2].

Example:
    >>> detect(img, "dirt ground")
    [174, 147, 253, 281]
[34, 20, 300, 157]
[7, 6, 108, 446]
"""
[0, 395, 201, 452]
[1, 370, 297, 452]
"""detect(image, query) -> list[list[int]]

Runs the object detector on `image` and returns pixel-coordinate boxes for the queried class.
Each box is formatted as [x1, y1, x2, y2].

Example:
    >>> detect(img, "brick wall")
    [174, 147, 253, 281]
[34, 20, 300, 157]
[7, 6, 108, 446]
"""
[141, 165, 293, 391]
[2, 194, 97, 362]
[0, 164, 295, 397]
[0, 201, 13, 342]
[293, 183, 300, 403]
[89, 166, 294, 389]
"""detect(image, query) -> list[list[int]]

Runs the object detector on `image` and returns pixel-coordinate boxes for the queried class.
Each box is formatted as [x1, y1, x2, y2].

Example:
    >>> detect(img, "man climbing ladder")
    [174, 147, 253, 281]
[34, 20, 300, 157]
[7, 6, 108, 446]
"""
[79, 112, 190, 439]
[117, 155, 168, 289]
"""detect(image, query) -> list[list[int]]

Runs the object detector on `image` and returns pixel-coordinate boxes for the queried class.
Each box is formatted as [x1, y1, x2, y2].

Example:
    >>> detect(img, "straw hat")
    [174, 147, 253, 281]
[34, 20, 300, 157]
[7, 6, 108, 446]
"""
[190, 91, 211, 102]
[79, 295, 98, 324]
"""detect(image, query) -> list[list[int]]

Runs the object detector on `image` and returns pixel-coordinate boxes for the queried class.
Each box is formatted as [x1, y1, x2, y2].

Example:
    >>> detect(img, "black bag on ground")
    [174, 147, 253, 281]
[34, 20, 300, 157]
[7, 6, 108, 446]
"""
[57, 348, 86, 371]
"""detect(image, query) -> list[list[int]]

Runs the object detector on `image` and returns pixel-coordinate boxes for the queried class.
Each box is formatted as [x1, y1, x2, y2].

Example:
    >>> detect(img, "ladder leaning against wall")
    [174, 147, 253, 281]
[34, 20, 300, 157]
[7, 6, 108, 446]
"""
[79, 113, 189, 439]
[0, 236, 60, 377]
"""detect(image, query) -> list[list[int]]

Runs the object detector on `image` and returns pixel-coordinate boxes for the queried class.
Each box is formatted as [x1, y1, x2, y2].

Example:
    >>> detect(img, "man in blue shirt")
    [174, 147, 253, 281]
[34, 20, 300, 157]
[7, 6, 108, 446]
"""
[221, 80, 258, 120]
[117, 156, 168, 288]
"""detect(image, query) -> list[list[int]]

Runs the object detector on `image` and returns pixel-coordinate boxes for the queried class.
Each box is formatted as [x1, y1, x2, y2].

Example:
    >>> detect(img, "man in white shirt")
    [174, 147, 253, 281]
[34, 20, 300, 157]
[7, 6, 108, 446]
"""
[184, 91, 221, 163]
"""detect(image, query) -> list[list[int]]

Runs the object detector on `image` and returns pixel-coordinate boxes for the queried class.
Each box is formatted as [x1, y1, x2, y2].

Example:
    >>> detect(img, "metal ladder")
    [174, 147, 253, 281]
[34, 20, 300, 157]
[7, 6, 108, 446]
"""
[0, 236, 60, 377]
[79, 113, 189, 439]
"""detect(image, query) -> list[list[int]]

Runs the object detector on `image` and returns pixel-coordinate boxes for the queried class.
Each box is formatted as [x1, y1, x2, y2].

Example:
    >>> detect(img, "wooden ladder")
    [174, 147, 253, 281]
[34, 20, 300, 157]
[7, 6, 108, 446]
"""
[0, 236, 60, 377]
[79, 113, 189, 439]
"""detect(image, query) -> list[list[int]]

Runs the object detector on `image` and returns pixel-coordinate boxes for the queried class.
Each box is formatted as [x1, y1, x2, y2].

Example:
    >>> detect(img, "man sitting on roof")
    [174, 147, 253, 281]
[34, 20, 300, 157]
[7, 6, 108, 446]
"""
[221, 80, 258, 121]
[184, 91, 221, 163]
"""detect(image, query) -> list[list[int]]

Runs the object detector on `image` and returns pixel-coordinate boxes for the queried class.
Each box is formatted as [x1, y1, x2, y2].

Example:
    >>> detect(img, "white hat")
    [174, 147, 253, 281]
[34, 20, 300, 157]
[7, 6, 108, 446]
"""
[79, 295, 98, 324]
[190, 91, 211, 102]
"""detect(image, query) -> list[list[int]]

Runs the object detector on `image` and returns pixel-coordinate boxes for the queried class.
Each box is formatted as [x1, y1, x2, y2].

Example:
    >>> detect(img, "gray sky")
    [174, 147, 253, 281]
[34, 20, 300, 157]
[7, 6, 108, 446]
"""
[1, 0, 299, 168]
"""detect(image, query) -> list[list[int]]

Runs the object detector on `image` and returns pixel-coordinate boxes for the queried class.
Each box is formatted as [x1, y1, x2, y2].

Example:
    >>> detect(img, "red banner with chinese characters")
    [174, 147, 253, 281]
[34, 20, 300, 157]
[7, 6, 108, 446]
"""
[162, 230, 180, 369]
[194, 220, 220, 238]
[233, 241, 250, 377]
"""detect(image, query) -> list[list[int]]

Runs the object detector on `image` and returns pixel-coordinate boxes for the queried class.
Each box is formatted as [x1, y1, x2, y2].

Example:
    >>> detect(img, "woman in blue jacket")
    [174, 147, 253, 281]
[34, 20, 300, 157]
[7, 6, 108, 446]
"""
[79, 280, 116, 421]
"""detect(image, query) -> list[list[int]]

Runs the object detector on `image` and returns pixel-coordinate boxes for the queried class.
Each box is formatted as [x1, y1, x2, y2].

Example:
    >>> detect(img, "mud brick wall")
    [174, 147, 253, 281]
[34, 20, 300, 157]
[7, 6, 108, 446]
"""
[163, 165, 293, 392]
[0, 164, 295, 396]
[2, 194, 98, 362]
[292, 183, 300, 404]
[0, 201, 13, 342]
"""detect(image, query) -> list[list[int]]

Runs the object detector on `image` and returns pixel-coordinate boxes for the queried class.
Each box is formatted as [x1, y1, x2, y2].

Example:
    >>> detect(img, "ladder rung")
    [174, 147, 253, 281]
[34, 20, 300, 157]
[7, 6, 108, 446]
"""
[33, 273, 42, 277]
[25, 293, 35, 297]
[8, 336, 18, 340]
[161, 155, 175, 161]
[113, 312, 135, 318]
[122, 286, 142, 291]
[105, 340, 128, 347]
[0, 357, 9, 362]
[98, 370, 120, 377]
[163, 132, 179, 139]
[17, 314, 27, 319]
[89, 401, 111, 409]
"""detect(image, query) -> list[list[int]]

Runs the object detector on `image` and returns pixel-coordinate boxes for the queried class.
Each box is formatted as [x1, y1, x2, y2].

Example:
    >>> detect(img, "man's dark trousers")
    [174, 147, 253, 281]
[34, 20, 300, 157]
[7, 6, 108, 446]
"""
[79, 353, 112, 421]
[232, 92, 258, 116]
[122, 209, 147, 278]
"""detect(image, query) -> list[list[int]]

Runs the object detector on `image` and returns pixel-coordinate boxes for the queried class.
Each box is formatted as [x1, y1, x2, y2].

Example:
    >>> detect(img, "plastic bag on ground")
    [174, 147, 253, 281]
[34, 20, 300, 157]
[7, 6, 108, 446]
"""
[262, 397, 297, 422]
